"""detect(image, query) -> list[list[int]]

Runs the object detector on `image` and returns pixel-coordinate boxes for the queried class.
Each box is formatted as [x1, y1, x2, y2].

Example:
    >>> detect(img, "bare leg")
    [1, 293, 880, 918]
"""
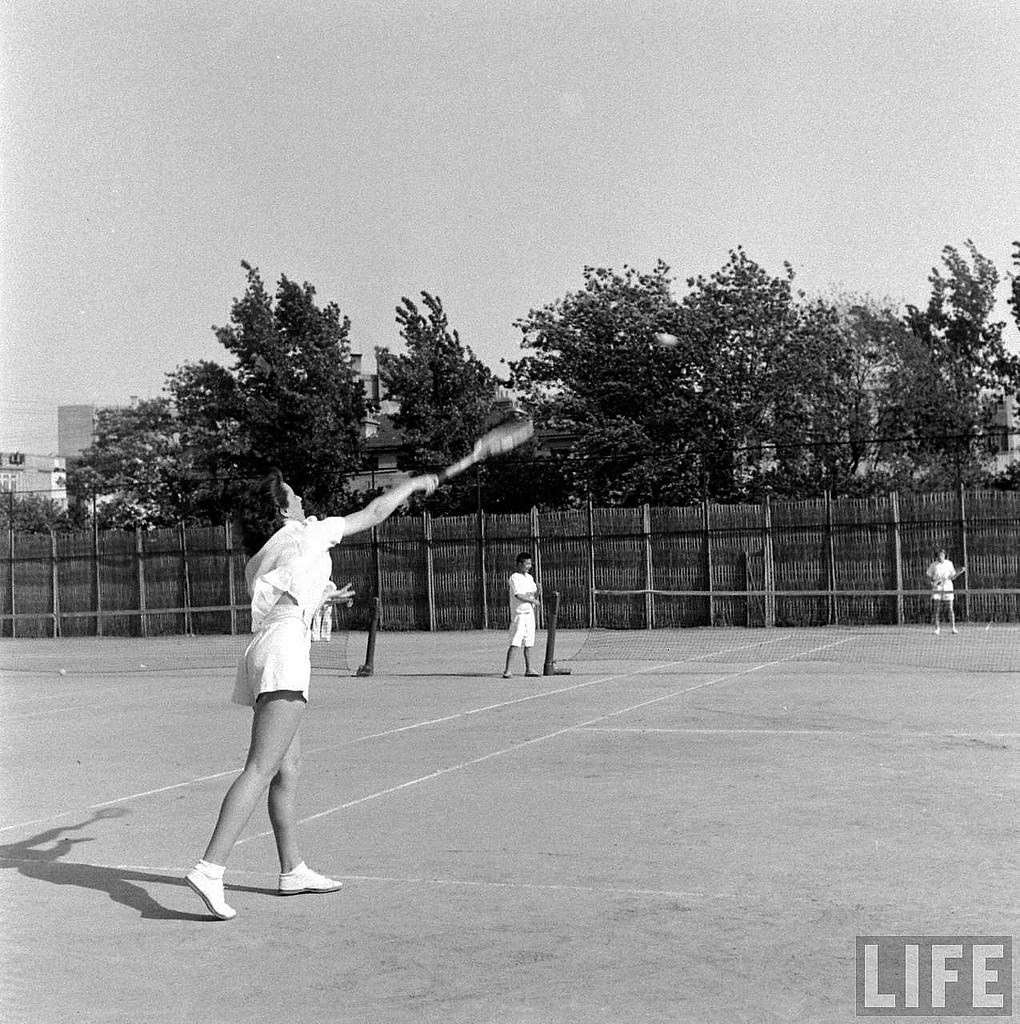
[947, 601, 957, 632]
[503, 647, 515, 676]
[268, 728, 302, 873]
[523, 645, 537, 675]
[202, 692, 306, 866]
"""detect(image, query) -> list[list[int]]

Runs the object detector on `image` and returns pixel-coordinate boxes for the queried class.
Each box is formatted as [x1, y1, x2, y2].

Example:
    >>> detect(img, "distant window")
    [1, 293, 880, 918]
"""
[987, 429, 1010, 454]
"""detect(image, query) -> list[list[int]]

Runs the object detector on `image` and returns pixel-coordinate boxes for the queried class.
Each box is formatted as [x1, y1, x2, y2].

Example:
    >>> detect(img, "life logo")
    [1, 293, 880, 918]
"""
[856, 936, 1012, 1016]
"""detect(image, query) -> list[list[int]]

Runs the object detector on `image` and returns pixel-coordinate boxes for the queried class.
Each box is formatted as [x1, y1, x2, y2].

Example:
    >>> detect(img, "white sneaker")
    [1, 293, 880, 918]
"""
[951, 628, 959, 635]
[186, 867, 237, 920]
[933, 627, 940, 636]
[279, 864, 344, 896]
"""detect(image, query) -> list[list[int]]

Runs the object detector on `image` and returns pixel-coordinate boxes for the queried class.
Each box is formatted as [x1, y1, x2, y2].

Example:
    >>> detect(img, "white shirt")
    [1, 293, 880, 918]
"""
[508, 570, 537, 616]
[245, 516, 346, 630]
[927, 558, 956, 594]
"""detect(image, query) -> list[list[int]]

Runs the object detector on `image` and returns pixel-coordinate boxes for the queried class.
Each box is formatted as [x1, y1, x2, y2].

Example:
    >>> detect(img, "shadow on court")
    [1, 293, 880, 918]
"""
[0, 808, 249, 922]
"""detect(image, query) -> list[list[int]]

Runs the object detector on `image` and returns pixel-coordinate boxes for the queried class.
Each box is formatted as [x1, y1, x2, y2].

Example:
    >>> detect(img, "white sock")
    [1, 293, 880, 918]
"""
[196, 859, 226, 879]
[280, 862, 308, 877]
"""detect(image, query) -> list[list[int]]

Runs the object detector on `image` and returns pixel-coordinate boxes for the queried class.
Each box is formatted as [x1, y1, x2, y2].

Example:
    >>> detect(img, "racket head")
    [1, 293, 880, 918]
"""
[439, 418, 535, 482]
[472, 418, 535, 458]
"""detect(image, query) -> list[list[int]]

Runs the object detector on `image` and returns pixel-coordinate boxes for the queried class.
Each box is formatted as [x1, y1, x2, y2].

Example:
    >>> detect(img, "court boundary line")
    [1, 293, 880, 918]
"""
[582, 726, 1019, 739]
[0, 856, 759, 902]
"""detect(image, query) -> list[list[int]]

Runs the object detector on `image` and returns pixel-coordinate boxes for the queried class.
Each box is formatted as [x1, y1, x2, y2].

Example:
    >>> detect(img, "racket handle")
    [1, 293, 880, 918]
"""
[438, 454, 476, 483]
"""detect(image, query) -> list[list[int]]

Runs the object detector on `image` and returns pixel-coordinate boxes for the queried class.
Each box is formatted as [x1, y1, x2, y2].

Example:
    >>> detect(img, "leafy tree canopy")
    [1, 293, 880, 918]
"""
[510, 254, 860, 504]
[376, 292, 505, 514]
[0, 491, 73, 533]
[69, 263, 370, 528]
[66, 398, 189, 528]
[889, 240, 1020, 488]
[198, 262, 368, 514]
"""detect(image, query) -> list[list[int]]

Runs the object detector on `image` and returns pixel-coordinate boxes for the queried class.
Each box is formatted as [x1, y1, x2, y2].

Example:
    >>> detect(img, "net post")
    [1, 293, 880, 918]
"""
[356, 596, 380, 677]
[543, 590, 571, 676]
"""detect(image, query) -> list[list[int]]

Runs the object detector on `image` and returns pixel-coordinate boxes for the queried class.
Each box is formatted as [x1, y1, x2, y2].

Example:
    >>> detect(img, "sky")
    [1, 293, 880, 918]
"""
[1, 0, 1017, 453]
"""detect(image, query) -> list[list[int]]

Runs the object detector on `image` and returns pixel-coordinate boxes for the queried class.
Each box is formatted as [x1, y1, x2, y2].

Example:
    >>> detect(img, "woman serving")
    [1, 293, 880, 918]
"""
[186, 468, 437, 920]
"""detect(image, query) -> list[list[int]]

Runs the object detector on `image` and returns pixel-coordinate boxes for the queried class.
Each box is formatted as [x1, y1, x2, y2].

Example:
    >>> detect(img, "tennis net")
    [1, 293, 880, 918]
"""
[0, 600, 380, 677]
[554, 588, 1019, 674]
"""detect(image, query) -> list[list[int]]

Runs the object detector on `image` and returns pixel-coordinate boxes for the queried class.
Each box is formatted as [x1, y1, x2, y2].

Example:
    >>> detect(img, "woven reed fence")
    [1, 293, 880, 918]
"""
[3, 489, 1018, 638]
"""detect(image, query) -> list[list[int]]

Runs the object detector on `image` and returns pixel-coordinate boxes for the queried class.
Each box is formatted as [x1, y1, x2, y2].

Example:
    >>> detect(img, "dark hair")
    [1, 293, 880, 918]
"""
[236, 468, 288, 557]
[515, 552, 533, 566]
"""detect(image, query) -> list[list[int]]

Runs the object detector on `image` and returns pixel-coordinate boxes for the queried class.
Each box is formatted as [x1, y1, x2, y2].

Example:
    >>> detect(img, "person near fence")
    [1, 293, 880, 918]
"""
[185, 467, 438, 920]
[502, 552, 541, 678]
[927, 547, 965, 636]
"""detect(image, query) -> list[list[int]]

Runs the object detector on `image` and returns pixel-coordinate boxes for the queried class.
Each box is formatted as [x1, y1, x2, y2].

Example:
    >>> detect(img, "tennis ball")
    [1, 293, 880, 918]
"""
[653, 332, 679, 348]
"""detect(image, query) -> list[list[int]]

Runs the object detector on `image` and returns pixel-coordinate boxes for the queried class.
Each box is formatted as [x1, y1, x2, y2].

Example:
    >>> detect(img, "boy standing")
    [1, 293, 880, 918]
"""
[503, 552, 541, 678]
[927, 547, 965, 635]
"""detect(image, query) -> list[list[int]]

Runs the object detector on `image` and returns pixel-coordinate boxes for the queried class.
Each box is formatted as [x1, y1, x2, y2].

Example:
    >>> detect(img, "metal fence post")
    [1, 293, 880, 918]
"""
[643, 503, 654, 629]
[135, 529, 147, 638]
[423, 511, 436, 631]
[50, 529, 60, 638]
[225, 520, 238, 635]
[891, 491, 904, 625]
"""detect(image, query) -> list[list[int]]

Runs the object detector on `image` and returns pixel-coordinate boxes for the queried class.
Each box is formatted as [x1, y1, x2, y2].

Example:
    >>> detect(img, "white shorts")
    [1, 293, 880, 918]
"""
[931, 592, 954, 602]
[508, 611, 536, 648]
[231, 606, 311, 707]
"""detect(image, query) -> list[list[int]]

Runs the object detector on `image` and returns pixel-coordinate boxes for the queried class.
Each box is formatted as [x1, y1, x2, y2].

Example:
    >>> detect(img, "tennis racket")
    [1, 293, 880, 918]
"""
[438, 419, 535, 482]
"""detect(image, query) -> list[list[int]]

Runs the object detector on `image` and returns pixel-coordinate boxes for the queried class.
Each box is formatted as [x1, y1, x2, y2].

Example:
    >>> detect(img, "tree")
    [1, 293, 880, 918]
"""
[165, 360, 245, 522]
[173, 262, 368, 516]
[66, 398, 190, 529]
[69, 264, 369, 529]
[1009, 242, 1020, 332]
[510, 254, 861, 506]
[804, 295, 914, 493]
[0, 491, 72, 533]
[678, 249, 861, 500]
[891, 240, 1020, 487]
[510, 261, 699, 506]
[376, 292, 503, 514]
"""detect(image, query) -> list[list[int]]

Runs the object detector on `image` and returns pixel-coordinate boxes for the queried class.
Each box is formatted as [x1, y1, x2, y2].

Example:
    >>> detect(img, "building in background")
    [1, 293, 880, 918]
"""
[58, 404, 97, 460]
[0, 451, 67, 507]
[989, 394, 1019, 473]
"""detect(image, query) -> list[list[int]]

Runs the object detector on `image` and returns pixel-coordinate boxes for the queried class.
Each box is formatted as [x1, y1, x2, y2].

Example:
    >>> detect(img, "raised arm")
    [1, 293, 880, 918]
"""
[340, 474, 439, 537]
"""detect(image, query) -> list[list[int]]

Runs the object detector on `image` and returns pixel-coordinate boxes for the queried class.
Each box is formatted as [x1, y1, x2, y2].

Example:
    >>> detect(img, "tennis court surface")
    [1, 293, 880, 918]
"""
[2, 626, 1016, 1023]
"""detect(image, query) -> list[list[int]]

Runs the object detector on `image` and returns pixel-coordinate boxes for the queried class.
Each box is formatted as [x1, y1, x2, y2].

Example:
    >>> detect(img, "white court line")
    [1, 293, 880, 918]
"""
[583, 726, 1020, 738]
[2, 704, 115, 721]
[0, 856, 752, 902]
[237, 636, 860, 846]
[1, 633, 857, 836]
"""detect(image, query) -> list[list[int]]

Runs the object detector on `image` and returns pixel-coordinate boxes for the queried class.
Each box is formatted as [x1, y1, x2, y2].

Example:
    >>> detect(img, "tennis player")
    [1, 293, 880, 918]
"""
[186, 468, 437, 920]
[927, 547, 965, 636]
[502, 552, 541, 678]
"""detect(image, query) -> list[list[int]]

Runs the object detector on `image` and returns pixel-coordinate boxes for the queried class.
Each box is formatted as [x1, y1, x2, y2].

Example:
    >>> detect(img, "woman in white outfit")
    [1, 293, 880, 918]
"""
[186, 468, 437, 920]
